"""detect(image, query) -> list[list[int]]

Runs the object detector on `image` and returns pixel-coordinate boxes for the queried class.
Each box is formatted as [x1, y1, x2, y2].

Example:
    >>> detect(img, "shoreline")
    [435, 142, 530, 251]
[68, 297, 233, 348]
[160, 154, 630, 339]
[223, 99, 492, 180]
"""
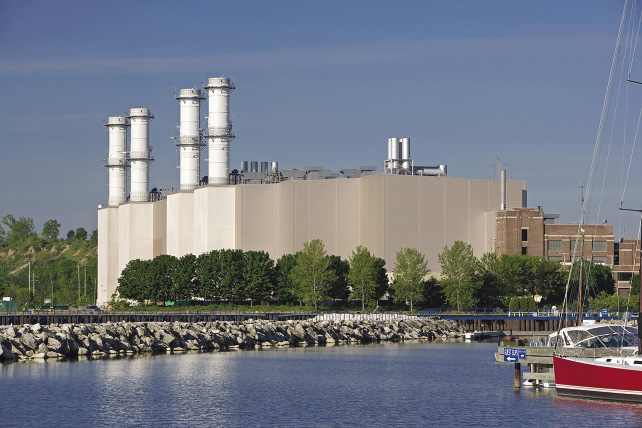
[0, 318, 465, 362]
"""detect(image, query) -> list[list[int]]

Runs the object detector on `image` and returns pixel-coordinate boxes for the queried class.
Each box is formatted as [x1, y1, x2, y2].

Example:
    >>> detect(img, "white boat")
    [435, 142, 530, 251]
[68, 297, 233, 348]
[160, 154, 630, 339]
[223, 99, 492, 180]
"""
[546, 324, 638, 350]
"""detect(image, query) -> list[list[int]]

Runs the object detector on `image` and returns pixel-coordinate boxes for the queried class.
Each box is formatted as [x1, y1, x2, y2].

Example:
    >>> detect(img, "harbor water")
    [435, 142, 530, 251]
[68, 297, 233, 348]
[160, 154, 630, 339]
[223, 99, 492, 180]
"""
[2, 341, 642, 427]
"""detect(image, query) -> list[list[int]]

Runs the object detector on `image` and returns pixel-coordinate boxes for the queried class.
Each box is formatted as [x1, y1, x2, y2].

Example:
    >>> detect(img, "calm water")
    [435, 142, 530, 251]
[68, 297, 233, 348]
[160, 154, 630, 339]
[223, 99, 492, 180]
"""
[3, 341, 642, 427]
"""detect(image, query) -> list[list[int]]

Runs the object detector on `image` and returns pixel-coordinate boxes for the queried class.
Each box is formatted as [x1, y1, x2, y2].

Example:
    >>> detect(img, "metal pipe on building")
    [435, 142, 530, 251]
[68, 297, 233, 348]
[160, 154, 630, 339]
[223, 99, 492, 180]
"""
[261, 161, 268, 173]
[128, 108, 154, 202]
[174, 89, 205, 191]
[500, 169, 507, 210]
[271, 161, 278, 173]
[400, 137, 410, 171]
[390, 138, 400, 170]
[241, 161, 248, 173]
[250, 161, 258, 173]
[104, 116, 128, 206]
[203, 77, 235, 185]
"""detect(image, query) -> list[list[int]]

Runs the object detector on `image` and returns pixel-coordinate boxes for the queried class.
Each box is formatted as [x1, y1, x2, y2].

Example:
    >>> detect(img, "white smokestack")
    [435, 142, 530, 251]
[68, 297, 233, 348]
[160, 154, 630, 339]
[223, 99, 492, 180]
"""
[203, 77, 235, 185]
[128, 108, 154, 202]
[175, 89, 205, 191]
[105, 116, 128, 206]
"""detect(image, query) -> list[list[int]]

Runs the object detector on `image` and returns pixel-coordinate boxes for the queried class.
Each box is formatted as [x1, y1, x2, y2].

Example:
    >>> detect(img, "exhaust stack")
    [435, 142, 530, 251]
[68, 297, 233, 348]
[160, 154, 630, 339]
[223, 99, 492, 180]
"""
[203, 77, 235, 185]
[128, 108, 154, 202]
[174, 89, 205, 191]
[105, 116, 129, 206]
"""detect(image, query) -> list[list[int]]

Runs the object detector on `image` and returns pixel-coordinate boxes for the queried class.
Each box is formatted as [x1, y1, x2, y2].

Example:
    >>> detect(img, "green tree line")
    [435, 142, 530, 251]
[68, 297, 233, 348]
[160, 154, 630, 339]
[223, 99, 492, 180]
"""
[116, 239, 616, 311]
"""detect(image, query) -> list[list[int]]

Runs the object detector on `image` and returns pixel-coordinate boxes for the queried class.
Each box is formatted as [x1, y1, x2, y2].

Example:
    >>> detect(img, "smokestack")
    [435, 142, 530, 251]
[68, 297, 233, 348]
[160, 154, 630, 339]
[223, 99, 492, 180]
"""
[500, 169, 507, 210]
[105, 116, 128, 206]
[128, 108, 154, 202]
[203, 77, 235, 185]
[174, 89, 205, 191]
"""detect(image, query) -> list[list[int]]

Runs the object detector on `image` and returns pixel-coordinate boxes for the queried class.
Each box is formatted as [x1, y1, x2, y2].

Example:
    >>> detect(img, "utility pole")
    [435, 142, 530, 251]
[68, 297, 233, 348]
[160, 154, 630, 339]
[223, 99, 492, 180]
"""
[28, 261, 31, 297]
[84, 266, 87, 300]
[77, 264, 81, 301]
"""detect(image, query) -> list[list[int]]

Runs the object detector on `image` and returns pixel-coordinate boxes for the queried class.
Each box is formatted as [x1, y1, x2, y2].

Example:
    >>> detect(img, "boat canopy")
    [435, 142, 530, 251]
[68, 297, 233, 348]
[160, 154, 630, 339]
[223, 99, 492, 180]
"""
[547, 324, 638, 349]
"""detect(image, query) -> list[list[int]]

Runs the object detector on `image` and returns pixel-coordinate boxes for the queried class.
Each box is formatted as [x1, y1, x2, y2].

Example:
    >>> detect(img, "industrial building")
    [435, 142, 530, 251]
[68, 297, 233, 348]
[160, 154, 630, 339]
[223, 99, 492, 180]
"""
[97, 77, 529, 304]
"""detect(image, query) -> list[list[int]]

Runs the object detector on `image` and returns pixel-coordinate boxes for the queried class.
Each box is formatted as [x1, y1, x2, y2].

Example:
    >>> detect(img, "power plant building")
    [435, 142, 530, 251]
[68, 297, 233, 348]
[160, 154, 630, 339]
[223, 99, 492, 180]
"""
[97, 77, 527, 304]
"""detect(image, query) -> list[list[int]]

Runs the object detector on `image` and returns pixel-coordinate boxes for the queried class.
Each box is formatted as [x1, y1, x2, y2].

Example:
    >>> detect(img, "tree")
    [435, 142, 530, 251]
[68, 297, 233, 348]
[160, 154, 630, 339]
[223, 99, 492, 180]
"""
[2, 214, 35, 247]
[327, 255, 350, 300]
[75, 227, 88, 241]
[569, 260, 616, 300]
[66, 230, 75, 241]
[291, 239, 336, 309]
[438, 241, 480, 310]
[117, 259, 152, 301]
[89, 229, 98, 245]
[391, 248, 429, 313]
[244, 250, 275, 306]
[373, 257, 389, 301]
[197, 250, 222, 299]
[170, 253, 199, 300]
[148, 254, 178, 301]
[41, 219, 61, 241]
[422, 276, 445, 307]
[348, 246, 378, 311]
[275, 253, 299, 303]
[218, 249, 246, 301]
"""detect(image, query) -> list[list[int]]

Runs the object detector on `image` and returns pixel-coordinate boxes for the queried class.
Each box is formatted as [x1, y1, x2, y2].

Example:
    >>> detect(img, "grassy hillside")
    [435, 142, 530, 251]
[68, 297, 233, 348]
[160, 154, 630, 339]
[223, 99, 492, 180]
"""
[0, 239, 97, 309]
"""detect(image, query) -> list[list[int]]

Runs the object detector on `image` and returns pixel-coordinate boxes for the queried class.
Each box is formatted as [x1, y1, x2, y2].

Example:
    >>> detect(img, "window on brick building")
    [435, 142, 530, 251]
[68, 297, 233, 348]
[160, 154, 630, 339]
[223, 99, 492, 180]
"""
[570, 240, 583, 252]
[548, 256, 562, 262]
[593, 241, 606, 252]
[592, 256, 607, 264]
[618, 272, 633, 282]
[522, 228, 528, 241]
[548, 240, 562, 251]
[522, 247, 527, 255]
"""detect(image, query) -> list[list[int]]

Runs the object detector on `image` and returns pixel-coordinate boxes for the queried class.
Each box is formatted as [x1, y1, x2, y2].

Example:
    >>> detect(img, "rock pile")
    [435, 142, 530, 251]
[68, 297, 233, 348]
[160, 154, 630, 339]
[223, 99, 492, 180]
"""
[0, 318, 464, 362]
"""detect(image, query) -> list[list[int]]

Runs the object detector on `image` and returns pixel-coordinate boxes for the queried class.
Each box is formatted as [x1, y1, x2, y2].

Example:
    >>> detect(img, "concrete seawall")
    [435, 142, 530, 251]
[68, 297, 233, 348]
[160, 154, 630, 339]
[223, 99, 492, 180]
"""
[0, 319, 465, 362]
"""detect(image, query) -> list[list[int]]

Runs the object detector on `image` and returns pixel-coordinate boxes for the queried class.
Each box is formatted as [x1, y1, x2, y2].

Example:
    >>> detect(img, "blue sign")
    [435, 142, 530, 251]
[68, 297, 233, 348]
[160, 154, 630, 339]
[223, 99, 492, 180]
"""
[600, 309, 609, 317]
[503, 348, 526, 362]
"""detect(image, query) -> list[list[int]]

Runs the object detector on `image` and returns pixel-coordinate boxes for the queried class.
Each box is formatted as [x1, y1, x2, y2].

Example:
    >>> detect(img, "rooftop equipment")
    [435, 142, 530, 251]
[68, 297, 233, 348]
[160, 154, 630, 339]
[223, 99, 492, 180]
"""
[203, 77, 235, 185]
[128, 108, 154, 202]
[104, 116, 129, 206]
[173, 88, 205, 191]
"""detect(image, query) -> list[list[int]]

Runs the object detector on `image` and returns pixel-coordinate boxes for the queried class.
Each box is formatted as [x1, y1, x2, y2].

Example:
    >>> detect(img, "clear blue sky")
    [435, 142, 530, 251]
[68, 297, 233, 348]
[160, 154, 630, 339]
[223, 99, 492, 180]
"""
[0, 0, 638, 239]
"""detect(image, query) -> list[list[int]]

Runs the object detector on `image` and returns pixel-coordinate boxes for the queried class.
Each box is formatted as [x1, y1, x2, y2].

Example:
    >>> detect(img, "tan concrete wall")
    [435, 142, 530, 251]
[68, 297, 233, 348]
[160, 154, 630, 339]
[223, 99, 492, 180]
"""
[97, 173, 526, 302]
[193, 186, 236, 254]
[97, 207, 120, 304]
[166, 192, 194, 258]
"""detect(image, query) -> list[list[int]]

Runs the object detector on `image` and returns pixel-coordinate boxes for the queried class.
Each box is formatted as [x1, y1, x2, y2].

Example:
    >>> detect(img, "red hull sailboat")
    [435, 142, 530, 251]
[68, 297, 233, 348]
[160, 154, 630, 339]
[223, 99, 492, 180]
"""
[554, 356, 642, 402]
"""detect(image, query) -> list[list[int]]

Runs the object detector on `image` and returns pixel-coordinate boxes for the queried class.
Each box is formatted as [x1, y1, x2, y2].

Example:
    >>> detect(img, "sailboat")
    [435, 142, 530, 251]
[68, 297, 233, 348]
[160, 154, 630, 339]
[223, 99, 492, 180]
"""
[553, 0, 642, 402]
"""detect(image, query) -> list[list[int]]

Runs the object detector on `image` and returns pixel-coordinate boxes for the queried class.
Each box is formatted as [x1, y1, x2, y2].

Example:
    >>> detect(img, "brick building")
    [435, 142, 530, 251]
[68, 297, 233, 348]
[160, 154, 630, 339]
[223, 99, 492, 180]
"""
[496, 207, 638, 296]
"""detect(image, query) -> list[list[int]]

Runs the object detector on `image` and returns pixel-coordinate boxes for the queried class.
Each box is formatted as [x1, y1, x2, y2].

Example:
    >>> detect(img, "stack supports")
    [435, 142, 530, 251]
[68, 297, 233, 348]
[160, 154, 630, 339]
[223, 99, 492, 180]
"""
[128, 108, 154, 202]
[104, 116, 129, 206]
[174, 89, 205, 191]
[203, 77, 235, 185]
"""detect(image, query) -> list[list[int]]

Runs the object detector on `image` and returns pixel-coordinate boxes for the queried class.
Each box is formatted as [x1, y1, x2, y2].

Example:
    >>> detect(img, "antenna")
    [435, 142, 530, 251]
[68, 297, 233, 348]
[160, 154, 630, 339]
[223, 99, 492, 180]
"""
[493, 155, 510, 180]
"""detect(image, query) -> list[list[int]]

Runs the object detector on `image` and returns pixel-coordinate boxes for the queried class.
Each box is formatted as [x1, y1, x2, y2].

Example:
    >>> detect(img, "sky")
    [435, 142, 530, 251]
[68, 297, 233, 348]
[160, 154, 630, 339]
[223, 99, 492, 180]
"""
[0, 0, 640, 240]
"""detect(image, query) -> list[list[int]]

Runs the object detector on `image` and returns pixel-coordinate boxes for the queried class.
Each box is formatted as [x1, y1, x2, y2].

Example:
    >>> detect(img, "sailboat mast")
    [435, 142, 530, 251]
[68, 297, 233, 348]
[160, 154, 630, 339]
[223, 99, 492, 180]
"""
[578, 233, 584, 326]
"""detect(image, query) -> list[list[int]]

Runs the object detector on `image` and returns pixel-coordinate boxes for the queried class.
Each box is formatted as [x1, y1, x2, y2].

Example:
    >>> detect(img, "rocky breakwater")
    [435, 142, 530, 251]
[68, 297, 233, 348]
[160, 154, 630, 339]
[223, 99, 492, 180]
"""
[0, 318, 464, 362]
